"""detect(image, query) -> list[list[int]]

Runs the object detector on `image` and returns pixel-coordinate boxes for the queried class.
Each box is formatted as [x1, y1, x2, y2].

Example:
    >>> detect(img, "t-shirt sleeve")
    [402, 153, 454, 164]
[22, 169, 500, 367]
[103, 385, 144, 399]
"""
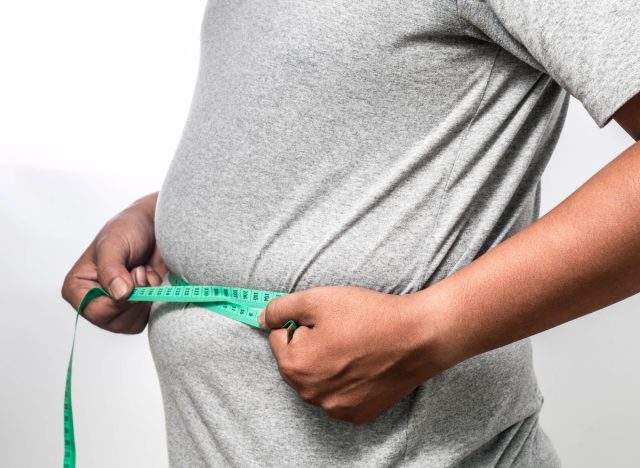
[457, 0, 640, 127]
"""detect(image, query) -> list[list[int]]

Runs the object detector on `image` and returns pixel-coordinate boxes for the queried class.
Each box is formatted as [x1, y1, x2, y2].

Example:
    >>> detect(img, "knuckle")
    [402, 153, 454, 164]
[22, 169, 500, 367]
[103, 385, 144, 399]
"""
[94, 232, 111, 251]
[96, 262, 117, 281]
[320, 397, 340, 413]
[265, 296, 284, 323]
[278, 359, 296, 379]
[268, 296, 283, 311]
[300, 290, 318, 310]
[278, 354, 305, 381]
[96, 234, 127, 259]
[321, 399, 362, 423]
[298, 388, 318, 404]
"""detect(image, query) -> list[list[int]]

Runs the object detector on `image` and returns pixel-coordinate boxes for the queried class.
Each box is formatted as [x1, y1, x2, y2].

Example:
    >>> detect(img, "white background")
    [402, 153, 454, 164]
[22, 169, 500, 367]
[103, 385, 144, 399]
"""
[1, 1, 639, 467]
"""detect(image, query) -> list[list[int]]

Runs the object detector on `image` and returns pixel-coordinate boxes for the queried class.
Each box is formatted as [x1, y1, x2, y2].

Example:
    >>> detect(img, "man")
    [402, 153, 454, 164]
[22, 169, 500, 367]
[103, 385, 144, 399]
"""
[62, 1, 640, 466]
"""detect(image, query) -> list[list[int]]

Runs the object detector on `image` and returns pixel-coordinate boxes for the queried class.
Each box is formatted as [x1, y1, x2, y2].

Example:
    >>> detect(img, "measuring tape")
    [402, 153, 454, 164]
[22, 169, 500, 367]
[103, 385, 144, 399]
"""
[63, 271, 297, 468]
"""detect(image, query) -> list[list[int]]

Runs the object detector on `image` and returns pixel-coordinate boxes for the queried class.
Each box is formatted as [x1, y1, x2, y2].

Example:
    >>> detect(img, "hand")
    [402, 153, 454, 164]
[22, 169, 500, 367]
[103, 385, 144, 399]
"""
[258, 285, 454, 424]
[61, 192, 168, 334]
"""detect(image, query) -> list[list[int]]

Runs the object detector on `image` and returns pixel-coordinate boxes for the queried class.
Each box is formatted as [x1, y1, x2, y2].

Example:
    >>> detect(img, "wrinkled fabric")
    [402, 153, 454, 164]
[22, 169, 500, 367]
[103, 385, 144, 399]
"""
[149, 1, 640, 466]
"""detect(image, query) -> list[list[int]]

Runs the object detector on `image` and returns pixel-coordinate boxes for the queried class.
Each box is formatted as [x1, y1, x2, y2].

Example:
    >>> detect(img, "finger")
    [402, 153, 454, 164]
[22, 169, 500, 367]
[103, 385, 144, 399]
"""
[95, 235, 135, 300]
[131, 265, 148, 286]
[268, 326, 315, 391]
[61, 255, 101, 311]
[267, 325, 313, 361]
[61, 254, 131, 325]
[258, 290, 316, 330]
[128, 304, 151, 333]
[268, 328, 297, 388]
[268, 328, 290, 362]
[148, 245, 169, 277]
[145, 266, 163, 286]
[287, 324, 312, 346]
[104, 302, 151, 334]
[79, 280, 149, 332]
[79, 288, 129, 327]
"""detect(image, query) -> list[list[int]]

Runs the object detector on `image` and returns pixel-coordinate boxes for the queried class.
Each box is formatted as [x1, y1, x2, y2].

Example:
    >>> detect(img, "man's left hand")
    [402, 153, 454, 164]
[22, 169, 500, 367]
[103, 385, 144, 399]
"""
[258, 285, 455, 424]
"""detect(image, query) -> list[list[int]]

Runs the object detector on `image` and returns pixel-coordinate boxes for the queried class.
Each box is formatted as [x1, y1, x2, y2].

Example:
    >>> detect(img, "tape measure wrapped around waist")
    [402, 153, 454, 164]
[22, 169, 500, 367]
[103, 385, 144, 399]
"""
[63, 272, 296, 468]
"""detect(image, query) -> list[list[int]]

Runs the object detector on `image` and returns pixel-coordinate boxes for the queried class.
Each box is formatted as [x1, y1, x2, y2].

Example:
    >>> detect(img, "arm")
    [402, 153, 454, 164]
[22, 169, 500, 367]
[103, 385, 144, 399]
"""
[259, 94, 640, 424]
[412, 94, 640, 369]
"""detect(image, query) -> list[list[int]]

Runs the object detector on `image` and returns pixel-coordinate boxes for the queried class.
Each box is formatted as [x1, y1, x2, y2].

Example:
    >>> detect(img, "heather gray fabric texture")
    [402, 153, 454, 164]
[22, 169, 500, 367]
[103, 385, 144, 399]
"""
[148, 1, 640, 466]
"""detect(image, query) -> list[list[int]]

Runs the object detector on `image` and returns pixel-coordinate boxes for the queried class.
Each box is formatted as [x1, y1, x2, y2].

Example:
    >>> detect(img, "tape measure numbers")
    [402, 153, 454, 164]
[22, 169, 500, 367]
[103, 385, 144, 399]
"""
[63, 272, 297, 468]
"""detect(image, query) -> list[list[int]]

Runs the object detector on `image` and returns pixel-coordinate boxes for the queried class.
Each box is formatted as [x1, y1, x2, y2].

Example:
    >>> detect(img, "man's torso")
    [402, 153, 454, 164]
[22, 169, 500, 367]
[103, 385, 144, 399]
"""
[150, 1, 566, 465]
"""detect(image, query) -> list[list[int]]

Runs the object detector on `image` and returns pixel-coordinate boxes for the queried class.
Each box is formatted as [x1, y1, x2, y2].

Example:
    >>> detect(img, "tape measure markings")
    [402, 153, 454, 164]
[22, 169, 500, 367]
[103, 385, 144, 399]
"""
[63, 272, 295, 468]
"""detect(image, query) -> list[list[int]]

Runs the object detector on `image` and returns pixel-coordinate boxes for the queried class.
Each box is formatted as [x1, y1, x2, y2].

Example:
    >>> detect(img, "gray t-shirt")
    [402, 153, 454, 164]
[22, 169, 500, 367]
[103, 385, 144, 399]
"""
[149, 1, 640, 466]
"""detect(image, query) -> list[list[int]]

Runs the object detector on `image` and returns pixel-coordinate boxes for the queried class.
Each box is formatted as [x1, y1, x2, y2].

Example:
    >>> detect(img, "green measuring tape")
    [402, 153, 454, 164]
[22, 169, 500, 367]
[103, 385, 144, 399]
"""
[63, 271, 297, 468]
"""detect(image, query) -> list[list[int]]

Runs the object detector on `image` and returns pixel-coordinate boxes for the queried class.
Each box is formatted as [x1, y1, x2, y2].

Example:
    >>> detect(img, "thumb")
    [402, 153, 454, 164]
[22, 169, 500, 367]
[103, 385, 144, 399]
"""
[95, 236, 134, 300]
[258, 290, 315, 330]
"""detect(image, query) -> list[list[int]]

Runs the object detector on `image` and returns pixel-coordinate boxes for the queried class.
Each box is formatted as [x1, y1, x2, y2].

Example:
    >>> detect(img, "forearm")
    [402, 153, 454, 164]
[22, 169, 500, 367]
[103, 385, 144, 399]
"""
[412, 139, 640, 369]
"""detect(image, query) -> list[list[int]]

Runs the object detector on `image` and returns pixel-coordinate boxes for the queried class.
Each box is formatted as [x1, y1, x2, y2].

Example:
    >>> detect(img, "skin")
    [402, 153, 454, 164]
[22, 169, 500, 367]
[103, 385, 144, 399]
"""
[62, 93, 640, 424]
[258, 94, 640, 423]
[61, 192, 167, 333]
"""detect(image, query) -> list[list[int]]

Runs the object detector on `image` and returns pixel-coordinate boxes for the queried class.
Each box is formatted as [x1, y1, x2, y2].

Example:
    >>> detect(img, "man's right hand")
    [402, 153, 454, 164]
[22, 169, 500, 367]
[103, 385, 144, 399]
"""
[61, 191, 168, 334]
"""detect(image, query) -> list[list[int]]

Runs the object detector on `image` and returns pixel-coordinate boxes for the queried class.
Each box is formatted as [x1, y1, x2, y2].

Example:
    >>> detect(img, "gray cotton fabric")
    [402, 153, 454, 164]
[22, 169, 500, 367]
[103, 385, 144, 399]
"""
[148, 1, 640, 466]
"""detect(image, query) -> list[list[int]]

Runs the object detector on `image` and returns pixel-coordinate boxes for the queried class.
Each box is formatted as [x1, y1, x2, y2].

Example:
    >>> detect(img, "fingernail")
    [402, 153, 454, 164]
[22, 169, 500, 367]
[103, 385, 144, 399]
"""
[145, 265, 154, 272]
[109, 276, 128, 300]
[134, 266, 145, 285]
[257, 309, 266, 329]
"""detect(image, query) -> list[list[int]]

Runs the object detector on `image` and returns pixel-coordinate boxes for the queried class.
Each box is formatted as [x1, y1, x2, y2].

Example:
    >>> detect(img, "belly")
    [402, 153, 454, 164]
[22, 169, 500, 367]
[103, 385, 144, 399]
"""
[153, 148, 447, 296]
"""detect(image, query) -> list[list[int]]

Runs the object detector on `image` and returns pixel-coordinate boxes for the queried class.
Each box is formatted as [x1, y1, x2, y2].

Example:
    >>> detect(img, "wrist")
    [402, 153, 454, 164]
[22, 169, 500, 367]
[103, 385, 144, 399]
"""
[402, 281, 473, 377]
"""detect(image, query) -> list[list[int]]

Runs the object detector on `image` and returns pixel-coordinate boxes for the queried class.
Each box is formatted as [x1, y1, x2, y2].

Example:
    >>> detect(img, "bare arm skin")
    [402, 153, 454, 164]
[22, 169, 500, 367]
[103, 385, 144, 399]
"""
[260, 93, 640, 424]
[62, 94, 640, 419]
[61, 191, 167, 333]
[410, 94, 640, 369]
